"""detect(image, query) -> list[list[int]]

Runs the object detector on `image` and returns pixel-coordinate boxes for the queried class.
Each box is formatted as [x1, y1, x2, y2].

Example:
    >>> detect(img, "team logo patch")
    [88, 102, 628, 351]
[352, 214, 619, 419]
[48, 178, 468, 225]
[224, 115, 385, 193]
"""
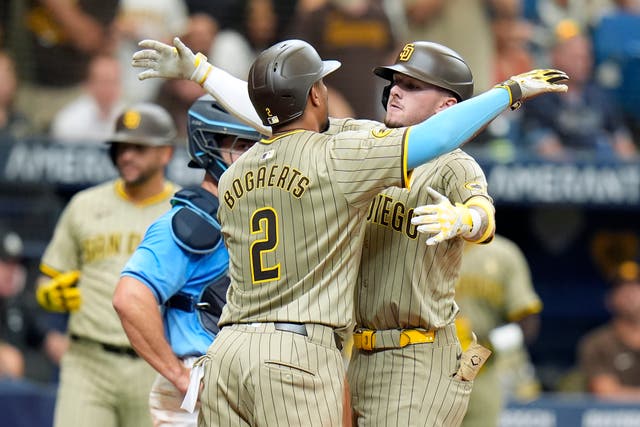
[122, 111, 141, 129]
[261, 150, 274, 161]
[465, 182, 486, 192]
[399, 44, 415, 62]
[371, 127, 393, 138]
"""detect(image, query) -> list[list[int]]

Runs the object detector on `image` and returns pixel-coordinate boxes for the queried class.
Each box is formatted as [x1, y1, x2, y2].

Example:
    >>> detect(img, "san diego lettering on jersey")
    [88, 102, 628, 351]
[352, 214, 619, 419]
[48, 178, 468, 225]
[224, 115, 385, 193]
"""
[224, 163, 311, 209]
[366, 193, 418, 239]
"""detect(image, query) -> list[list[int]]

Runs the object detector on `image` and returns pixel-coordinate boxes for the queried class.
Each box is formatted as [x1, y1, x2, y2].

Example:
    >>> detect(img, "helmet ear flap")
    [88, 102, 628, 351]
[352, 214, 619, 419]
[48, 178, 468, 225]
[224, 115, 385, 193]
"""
[381, 83, 392, 111]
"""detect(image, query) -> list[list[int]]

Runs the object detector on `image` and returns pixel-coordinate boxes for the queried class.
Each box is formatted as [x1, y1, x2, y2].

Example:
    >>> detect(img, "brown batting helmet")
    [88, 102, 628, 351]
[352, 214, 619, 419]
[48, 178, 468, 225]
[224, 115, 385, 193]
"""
[108, 103, 177, 147]
[107, 103, 177, 164]
[374, 41, 474, 108]
[248, 39, 341, 127]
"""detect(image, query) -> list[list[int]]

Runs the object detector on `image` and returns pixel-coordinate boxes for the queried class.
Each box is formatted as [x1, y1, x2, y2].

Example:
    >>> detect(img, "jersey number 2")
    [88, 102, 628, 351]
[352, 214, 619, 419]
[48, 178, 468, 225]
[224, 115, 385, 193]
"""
[250, 208, 280, 284]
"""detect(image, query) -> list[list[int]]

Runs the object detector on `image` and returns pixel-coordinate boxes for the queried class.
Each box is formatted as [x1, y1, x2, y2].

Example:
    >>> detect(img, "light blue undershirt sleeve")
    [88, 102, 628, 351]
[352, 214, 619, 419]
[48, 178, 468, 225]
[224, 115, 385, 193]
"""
[406, 87, 511, 169]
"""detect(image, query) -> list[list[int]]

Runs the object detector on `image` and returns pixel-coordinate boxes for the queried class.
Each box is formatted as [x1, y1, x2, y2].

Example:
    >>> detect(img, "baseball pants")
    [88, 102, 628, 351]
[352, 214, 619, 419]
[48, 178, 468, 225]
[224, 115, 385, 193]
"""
[198, 323, 344, 427]
[53, 337, 156, 427]
[348, 323, 472, 427]
[149, 357, 199, 427]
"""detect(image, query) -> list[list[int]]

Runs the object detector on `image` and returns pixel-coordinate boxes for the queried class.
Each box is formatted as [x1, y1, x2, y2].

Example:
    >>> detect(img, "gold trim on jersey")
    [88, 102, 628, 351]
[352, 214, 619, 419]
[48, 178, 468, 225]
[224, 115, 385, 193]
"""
[114, 179, 175, 207]
[261, 129, 306, 144]
[401, 128, 411, 189]
[508, 301, 543, 322]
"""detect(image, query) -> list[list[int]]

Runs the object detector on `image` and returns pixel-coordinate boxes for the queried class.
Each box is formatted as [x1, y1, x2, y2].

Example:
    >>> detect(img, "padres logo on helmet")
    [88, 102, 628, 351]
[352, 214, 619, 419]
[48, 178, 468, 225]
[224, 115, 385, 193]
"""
[398, 43, 415, 62]
[374, 41, 474, 108]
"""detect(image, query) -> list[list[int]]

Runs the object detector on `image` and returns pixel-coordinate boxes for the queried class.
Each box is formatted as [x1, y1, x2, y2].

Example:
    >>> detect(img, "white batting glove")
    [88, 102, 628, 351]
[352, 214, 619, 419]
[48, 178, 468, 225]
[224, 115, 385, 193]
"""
[496, 68, 569, 110]
[411, 187, 480, 246]
[132, 37, 212, 85]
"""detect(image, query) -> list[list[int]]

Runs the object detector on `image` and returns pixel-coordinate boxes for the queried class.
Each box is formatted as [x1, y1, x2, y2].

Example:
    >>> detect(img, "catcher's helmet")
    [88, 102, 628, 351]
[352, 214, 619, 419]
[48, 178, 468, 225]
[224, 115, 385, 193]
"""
[187, 95, 262, 181]
[374, 42, 473, 108]
[248, 39, 341, 127]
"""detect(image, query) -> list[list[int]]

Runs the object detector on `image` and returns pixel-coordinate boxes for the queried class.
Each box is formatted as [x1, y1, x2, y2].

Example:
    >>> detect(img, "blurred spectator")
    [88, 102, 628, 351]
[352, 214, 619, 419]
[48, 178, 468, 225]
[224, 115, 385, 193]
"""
[112, 0, 189, 103]
[520, 21, 637, 161]
[0, 50, 32, 141]
[592, 1, 640, 144]
[0, 228, 26, 378]
[492, 14, 535, 83]
[402, 0, 521, 95]
[0, 226, 64, 382]
[210, 0, 296, 80]
[288, 0, 396, 120]
[455, 234, 543, 427]
[50, 54, 124, 144]
[13, 0, 119, 134]
[578, 260, 640, 401]
[155, 14, 215, 138]
[523, 0, 615, 62]
[183, 0, 243, 30]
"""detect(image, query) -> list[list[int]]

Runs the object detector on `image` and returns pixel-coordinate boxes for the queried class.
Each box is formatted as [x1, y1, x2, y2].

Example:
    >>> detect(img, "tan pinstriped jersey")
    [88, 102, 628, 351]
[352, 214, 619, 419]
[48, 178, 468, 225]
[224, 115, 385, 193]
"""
[355, 149, 492, 331]
[217, 125, 409, 330]
[40, 179, 177, 346]
[455, 234, 543, 340]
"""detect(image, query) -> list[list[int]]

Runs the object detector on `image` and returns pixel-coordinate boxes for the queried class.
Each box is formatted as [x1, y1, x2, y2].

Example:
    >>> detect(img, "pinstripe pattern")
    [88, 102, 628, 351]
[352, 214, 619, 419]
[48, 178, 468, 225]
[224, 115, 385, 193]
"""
[217, 127, 407, 328]
[54, 338, 156, 427]
[42, 179, 176, 427]
[350, 149, 491, 426]
[201, 126, 409, 426]
[348, 324, 471, 426]
[200, 324, 344, 426]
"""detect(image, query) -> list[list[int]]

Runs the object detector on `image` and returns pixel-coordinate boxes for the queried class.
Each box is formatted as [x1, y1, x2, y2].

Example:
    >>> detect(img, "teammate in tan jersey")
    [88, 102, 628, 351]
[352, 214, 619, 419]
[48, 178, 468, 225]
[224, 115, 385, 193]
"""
[131, 38, 568, 426]
[36, 103, 178, 427]
[455, 235, 542, 427]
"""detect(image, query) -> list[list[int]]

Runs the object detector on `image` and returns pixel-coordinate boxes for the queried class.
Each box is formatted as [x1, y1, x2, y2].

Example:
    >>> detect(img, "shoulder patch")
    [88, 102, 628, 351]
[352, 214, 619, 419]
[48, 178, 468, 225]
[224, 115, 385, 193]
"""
[465, 182, 486, 192]
[371, 127, 393, 138]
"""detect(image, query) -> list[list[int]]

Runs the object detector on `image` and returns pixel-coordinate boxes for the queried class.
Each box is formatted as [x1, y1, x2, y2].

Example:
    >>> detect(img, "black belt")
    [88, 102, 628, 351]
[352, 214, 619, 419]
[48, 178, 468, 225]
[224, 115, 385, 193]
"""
[274, 322, 343, 351]
[70, 334, 139, 358]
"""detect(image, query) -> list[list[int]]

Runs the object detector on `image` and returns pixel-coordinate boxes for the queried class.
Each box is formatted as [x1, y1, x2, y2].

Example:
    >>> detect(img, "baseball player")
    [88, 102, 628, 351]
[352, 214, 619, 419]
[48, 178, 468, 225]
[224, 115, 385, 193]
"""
[455, 234, 543, 427]
[129, 40, 566, 425]
[36, 103, 178, 427]
[112, 96, 262, 426]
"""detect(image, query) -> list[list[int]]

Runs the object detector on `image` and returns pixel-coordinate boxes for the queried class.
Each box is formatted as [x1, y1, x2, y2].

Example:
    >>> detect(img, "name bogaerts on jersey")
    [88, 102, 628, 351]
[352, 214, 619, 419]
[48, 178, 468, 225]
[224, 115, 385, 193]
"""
[223, 163, 311, 209]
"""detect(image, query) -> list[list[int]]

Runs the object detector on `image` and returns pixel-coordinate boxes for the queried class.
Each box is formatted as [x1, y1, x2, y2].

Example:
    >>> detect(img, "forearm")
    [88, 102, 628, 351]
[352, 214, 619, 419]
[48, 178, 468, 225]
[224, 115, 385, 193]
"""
[113, 277, 187, 391]
[201, 67, 272, 136]
[406, 88, 510, 169]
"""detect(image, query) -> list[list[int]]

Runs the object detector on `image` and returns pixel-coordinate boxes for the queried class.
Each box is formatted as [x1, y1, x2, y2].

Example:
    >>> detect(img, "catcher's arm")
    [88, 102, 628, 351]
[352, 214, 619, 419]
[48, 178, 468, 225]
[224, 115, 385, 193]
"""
[36, 270, 82, 312]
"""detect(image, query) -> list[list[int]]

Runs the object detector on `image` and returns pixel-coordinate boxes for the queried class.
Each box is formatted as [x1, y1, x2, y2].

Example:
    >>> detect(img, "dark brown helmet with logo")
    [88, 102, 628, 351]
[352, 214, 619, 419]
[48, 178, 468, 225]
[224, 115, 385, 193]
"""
[248, 39, 341, 127]
[374, 41, 474, 108]
[106, 102, 177, 164]
[108, 103, 177, 146]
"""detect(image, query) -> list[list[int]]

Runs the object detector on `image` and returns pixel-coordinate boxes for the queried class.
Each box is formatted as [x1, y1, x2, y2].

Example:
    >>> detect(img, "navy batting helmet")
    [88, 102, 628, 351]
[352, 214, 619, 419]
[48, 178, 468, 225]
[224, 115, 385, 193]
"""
[374, 41, 474, 109]
[248, 39, 341, 127]
[187, 95, 262, 181]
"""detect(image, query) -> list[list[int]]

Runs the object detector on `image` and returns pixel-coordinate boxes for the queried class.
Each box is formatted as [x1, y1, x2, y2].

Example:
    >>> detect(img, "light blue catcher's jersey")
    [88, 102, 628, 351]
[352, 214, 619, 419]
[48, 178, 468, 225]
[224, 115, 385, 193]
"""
[121, 206, 229, 357]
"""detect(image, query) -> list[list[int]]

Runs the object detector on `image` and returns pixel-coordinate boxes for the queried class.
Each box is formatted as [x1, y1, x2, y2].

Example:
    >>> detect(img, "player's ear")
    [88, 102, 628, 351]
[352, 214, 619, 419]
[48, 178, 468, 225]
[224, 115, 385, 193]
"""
[309, 80, 323, 107]
[435, 96, 457, 113]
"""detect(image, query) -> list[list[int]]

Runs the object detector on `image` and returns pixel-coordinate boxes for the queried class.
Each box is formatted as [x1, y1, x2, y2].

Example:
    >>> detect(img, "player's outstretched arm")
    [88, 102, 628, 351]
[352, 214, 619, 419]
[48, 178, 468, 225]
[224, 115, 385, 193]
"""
[405, 69, 568, 169]
[132, 37, 271, 136]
